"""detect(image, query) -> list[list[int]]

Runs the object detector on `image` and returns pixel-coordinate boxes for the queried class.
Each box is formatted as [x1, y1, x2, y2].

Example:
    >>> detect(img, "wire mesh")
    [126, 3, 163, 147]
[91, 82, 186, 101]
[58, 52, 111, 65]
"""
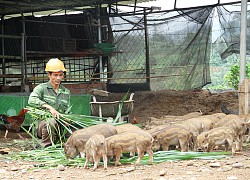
[111, 29, 146, 84]
[109, 7, 213, 90]
[1, 3, 250, 91]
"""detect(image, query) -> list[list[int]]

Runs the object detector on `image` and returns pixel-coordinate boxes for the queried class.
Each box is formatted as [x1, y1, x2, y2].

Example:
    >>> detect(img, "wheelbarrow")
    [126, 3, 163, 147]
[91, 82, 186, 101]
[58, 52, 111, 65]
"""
[90, 93, 134, 122]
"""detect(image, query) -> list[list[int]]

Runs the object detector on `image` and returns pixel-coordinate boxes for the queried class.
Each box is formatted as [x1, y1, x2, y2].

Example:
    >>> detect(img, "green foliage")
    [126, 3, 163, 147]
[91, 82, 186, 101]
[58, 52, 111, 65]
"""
[24, 106, 128, 148]
[224, 63, 250, 90]
[25, 106, 109, 148]
[5, 148, 230, 169]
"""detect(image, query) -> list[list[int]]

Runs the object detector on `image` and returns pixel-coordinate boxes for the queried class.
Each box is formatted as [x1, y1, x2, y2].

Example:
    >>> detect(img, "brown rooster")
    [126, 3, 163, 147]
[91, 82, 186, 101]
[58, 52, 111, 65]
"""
[0, 108, 28, 139]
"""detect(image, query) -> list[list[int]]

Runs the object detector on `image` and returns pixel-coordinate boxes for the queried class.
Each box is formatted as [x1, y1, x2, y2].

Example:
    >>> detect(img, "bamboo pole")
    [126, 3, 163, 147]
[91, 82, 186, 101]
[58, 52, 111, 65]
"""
[28, 73, 189, 81]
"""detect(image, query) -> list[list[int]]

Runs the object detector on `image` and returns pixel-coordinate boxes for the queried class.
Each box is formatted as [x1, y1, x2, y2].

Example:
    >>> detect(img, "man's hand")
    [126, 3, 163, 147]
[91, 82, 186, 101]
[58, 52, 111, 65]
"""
[49, 108, 61, 119]
[42, 104, 61, 119]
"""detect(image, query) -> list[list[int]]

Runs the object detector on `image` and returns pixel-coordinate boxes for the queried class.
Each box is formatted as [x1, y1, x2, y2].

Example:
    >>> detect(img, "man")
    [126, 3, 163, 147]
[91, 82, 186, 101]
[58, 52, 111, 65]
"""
[28, 58, 71, 147]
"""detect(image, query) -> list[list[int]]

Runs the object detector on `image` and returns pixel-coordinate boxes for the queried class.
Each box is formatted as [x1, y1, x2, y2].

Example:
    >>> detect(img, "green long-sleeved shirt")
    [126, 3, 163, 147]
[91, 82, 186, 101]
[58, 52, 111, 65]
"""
[28, 81, 71, 114]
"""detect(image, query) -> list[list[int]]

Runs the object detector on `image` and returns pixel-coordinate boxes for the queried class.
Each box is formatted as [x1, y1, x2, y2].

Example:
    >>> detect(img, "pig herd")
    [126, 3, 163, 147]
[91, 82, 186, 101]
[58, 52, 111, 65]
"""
[63, 113, 250, 170]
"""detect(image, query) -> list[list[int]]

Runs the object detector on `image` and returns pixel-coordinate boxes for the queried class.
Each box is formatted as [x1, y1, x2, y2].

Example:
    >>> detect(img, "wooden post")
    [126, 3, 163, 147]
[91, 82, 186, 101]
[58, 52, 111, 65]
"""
[238, 78, 250, 115]
[1, 15, 6, 86]
[144, 8, 150, 89]
[239, 0, 248, 84]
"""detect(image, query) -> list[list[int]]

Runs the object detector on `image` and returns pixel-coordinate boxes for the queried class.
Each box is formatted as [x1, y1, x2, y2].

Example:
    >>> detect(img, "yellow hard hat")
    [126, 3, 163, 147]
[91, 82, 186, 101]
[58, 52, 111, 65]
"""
[45, 58, 66, 72]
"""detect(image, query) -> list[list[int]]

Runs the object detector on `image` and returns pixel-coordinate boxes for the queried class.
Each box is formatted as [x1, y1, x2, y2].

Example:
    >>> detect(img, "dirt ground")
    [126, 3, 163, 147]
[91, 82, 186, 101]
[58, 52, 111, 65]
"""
[1, 89, 250, 180]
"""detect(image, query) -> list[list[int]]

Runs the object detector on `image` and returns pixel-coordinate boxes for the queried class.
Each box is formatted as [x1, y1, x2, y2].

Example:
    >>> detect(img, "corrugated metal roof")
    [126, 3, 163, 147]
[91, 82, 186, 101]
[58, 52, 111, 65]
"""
[0, 0, 152, 16]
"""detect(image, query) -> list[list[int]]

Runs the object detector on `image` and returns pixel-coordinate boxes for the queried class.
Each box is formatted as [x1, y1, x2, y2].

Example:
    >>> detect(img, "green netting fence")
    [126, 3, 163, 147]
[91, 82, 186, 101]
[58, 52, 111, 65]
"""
[0, 94, 90, 126]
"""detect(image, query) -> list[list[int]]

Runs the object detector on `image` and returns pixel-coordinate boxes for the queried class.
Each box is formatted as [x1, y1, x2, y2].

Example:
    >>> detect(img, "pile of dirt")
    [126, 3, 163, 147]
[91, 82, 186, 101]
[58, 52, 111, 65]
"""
[101, 89, 239, 125]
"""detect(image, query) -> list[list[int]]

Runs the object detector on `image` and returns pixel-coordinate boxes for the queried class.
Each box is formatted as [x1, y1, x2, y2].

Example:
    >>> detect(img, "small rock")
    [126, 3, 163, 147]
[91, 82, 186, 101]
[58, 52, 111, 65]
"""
[209, 162, 221, 167]
[232, 163, 244, 168]
[227, 176, 238, 180]
[186, 162, 194, 166]
[57, 164, 65, 171]
[208, 160, 216, 163]
[126, 167, 136, 172]
[220, 166, 232, 172]
[10, 167, 19, 171]
[20, 169, 27, 173]
[159, 170, 166, 176]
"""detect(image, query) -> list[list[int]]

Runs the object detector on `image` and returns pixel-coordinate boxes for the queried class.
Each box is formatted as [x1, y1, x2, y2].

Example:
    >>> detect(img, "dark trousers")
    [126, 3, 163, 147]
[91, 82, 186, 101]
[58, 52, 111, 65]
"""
[37, 118, 59, 147]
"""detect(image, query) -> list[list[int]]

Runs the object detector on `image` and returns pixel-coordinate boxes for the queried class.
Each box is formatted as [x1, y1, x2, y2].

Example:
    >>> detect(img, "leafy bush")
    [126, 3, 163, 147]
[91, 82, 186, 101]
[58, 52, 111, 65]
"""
[224, 63, 250, 90]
